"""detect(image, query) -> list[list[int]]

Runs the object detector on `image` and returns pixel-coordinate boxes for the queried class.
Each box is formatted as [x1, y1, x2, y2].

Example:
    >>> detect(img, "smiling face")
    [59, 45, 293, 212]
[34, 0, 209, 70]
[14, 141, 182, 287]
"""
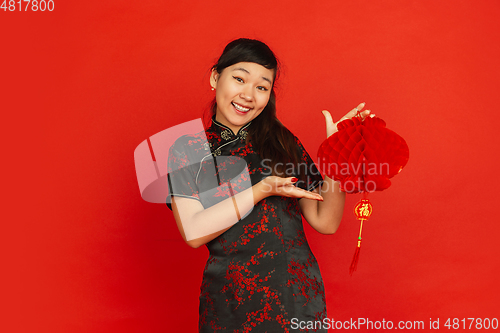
[210, 62, 274, 134]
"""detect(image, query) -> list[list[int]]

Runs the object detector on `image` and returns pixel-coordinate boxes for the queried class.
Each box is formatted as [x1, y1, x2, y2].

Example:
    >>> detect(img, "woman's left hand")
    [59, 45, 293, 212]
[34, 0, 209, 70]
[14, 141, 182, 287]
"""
[322, 102, 373, 138]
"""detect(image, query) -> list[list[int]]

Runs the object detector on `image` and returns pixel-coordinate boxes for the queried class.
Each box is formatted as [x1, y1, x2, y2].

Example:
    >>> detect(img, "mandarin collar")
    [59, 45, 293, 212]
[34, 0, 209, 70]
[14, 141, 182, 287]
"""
[211, 117, 251, 141]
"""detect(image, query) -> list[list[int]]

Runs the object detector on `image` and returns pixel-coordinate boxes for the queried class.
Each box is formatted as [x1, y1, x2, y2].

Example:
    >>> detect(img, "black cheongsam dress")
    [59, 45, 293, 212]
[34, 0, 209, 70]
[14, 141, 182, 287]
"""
[167, 118, 328, 332]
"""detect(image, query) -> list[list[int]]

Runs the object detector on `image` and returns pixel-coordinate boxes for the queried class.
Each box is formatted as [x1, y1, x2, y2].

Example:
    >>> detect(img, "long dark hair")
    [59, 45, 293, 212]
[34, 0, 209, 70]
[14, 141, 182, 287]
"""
[208, 38, 300, 176]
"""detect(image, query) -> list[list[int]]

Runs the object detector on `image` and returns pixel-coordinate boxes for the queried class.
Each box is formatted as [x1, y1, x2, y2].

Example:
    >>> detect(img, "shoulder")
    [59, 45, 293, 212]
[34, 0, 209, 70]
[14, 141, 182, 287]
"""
[168, 130, 210, 169]
[169, 130, 207, 151]
[168, 130, 212, 158]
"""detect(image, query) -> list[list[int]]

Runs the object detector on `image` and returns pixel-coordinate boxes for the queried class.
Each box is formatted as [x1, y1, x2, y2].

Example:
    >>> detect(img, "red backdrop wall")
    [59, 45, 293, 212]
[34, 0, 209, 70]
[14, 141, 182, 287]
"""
[2, 0, 499, 332]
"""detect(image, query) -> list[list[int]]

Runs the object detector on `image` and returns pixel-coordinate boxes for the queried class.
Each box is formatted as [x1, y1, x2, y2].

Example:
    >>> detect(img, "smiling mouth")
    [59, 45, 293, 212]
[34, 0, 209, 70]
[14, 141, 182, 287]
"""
[232, 102, 251, 113]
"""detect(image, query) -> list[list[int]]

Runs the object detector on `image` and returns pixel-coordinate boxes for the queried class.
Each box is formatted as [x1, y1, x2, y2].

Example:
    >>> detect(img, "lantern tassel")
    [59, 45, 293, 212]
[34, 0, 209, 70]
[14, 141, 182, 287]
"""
[349, 246, 361, 275]
[349, 219, 365, 275]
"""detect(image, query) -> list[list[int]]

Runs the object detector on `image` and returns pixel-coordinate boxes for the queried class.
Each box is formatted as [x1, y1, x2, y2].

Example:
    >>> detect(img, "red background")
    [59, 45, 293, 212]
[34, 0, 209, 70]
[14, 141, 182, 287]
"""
[2, 0, 500, 331]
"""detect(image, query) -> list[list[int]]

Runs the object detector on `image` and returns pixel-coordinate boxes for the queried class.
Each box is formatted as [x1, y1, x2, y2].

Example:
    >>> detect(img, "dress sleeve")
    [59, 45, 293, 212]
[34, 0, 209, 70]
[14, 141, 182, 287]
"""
[166, 137, 202, 210]
[294, 137, 324, 193]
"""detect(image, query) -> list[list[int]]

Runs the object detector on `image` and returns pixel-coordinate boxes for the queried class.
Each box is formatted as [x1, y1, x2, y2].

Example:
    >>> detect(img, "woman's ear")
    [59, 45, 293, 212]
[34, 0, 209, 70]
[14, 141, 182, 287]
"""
[210, 69, 218, 90]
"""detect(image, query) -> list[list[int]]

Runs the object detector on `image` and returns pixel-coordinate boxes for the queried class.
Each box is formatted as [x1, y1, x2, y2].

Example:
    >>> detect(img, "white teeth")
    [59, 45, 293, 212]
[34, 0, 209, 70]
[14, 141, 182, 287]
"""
[232, 103, 250, 112]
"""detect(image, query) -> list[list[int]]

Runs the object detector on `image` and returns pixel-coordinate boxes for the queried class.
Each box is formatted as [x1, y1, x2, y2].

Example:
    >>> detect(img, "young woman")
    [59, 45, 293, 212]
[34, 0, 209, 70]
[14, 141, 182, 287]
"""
[167, 38, 370, 332]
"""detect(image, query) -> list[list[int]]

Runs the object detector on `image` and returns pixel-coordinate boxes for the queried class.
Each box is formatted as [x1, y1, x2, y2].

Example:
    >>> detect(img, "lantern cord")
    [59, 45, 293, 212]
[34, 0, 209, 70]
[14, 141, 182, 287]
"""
[358, 219, 364, 240]
[349, 219, 364, 275]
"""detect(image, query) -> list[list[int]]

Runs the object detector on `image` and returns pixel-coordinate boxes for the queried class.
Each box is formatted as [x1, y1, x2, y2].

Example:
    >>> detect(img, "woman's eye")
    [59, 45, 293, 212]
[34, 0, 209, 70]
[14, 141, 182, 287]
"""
[233, 76, 244, 83]
[257, 86, 269, 92]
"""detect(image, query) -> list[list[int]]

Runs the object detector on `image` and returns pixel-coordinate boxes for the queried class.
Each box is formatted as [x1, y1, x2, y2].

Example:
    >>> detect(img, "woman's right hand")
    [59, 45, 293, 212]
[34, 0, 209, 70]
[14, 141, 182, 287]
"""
[322, 102, 372, 137]
[256, 176, 324, 201]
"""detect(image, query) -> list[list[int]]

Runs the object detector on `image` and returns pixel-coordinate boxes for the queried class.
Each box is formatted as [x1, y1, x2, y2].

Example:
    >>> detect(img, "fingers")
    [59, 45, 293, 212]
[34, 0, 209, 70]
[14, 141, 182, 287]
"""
[359, 109, 369, 118]
[267, 177, 323, 201]
[335, 103, 365, 123]
[301, 190, 324, 201]
[354, 103, 377, 120]
[322, 110, 334, 124]
[282, 176, 299, 186]
[354, 102, 365, 112]
[280, 186, 323, 201]
[322, 110, 337, 137]
[281, 177, 323, 201]
[338, 102, 373, 122]
[359, 109, 374, 120]
[350, 102, 365, 117]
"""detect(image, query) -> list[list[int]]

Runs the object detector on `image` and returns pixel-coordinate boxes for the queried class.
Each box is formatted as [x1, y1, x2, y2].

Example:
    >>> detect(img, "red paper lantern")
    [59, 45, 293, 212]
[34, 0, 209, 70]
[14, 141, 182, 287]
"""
[317, 113, 409, 274]
[318, 115, 409, 193]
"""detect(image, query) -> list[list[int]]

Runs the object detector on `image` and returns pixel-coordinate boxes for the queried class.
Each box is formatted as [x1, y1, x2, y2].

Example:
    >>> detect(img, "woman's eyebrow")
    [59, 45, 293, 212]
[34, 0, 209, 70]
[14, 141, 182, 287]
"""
[232, 67, 272, 85]
[233, 67, 250, 74]
[261, 77, 272, 85]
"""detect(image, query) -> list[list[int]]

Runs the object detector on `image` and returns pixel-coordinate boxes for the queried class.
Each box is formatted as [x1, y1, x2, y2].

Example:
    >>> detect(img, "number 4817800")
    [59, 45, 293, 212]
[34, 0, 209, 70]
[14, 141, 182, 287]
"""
[444, 318, 498, 330]
[1, 0, 55, 11]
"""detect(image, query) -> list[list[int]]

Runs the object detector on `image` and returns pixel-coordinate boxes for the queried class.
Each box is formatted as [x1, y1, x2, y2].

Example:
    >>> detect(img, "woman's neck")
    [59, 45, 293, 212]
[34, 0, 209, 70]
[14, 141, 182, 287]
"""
[214, 115, 243, 135]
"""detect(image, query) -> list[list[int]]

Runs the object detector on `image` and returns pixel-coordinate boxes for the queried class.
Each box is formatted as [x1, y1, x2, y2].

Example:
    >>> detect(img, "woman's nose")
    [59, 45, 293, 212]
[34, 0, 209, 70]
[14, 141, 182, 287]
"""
[240, 87, 253, 101]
